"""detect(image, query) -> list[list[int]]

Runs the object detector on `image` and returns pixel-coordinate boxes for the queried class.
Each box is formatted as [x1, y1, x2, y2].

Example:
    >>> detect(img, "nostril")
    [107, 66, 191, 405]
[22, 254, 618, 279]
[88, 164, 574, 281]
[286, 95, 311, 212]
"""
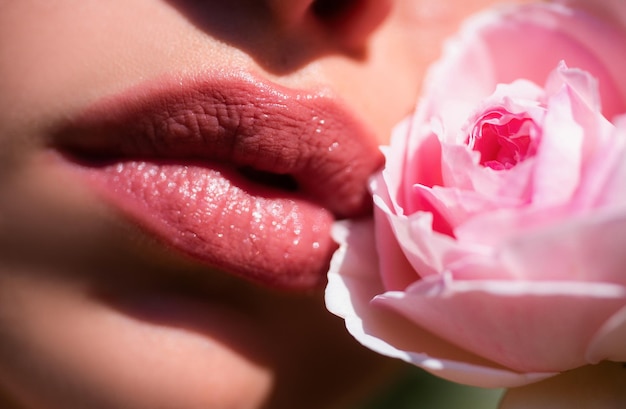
[309, 0, 392, 49]
[268, 0, 391, 50]
[311, 0, 358, 21]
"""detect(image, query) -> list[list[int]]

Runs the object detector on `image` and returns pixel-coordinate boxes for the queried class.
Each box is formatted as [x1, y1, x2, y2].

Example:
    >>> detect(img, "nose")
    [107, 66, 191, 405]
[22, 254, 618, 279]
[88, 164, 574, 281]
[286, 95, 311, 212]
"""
[268, 0, 393, 49]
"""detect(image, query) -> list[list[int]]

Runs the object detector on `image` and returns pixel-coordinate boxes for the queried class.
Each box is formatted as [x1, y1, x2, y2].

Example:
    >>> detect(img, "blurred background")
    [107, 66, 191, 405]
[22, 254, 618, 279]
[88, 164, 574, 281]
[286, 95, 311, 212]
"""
[358, 366, 503, 409]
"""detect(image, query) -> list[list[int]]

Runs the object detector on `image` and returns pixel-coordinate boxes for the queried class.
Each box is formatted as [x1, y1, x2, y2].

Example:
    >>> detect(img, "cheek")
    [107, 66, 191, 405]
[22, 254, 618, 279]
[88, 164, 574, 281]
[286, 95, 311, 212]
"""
[0, 276, 273, 409]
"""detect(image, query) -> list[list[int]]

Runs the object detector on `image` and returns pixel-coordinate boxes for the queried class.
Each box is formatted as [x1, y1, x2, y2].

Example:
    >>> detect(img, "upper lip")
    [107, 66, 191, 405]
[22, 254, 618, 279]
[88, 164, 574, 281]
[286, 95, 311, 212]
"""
[54, 72, 383, 219]
[51, 71, 384, 290]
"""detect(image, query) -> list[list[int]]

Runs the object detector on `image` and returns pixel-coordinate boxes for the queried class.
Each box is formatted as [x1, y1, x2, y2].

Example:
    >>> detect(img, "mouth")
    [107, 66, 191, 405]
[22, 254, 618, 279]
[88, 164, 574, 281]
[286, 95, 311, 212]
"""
[52, 72, 383, 291]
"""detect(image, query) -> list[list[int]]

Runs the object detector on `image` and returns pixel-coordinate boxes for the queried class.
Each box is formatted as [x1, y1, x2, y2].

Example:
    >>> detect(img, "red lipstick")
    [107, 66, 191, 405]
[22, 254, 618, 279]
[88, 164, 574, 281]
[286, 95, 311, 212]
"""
[54, 72, 383, 290]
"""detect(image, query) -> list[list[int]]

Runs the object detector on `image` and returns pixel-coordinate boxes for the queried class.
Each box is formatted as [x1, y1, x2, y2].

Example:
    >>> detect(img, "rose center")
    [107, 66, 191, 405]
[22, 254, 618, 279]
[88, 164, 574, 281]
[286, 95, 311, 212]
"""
[466, 110, 538, 170]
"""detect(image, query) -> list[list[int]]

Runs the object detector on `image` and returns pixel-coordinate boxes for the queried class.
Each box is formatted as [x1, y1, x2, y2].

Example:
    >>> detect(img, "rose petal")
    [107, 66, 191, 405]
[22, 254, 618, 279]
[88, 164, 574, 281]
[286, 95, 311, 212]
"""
[486, 3, 626, 116]
[422, 3, 626, 122]
[574, 116, 626, 209]
[531, 81, 584, 206]
[377, 203, 452, 279]
[456, 204, 626, 284]
[384, 119, 444, 215]
[372, 171, 460, 278]
[558, 0, 626, 32]
[586, 305, 626, 363]
[372, 205, 420, 291]
[374, 275, 626, 373]
[415, 184, 522, 229]
[380, 120, 412, 216]
[547, 0, 626, 117]
[545, 62, 601, 113]
[438, 142, 480, 191]
[325, 220, 555, 388]
[439, 144, 537, 209]
[328, 2, 626, 392]
[373, 187, 490, 281]
[435, 84, 545, 208]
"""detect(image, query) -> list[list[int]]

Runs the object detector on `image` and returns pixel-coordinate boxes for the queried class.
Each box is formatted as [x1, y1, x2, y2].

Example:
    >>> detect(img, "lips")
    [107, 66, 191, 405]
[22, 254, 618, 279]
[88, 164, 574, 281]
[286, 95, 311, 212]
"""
[53, 71, 383, 290]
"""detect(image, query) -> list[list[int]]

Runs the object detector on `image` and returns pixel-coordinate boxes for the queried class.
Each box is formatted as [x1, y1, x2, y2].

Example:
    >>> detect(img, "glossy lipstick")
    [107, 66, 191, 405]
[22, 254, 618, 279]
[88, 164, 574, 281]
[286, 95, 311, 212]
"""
[54, 72, 383, 290]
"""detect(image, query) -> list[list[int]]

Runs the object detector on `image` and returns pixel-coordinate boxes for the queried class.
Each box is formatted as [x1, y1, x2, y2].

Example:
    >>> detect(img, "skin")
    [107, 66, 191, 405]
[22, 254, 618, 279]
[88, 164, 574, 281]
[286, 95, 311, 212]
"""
[0, 1, 526, 408]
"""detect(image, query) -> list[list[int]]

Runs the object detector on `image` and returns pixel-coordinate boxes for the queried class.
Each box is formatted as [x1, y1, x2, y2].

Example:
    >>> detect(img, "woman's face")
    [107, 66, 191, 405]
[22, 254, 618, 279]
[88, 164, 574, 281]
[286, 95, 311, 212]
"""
[0, 1, 508, 408]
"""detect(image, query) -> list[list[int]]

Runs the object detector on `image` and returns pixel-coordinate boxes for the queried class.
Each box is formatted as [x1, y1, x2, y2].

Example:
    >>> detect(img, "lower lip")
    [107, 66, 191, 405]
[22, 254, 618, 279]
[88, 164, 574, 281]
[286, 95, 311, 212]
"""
[69, 158, 336, 291]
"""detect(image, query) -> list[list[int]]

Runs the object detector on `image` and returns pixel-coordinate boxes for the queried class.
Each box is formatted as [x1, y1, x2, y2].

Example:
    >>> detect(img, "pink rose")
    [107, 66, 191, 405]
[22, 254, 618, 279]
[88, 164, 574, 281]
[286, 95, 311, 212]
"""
[326, 2, 626, 388]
